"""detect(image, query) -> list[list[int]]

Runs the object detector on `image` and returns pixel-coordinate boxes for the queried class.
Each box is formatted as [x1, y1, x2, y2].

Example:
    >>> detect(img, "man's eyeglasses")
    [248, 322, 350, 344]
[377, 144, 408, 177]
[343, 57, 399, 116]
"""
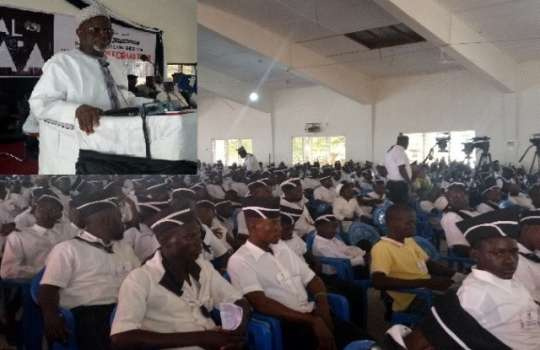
[88, 26, 115, 35]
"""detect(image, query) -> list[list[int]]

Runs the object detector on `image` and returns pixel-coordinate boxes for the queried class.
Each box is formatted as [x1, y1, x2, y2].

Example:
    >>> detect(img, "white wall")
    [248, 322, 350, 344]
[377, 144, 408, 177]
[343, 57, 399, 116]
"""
[197, 94, 272, 164]
[199, 69, 540, 167]
[272, 86, 373, 164]
[0, 0, 196, 63]
[374, 70, 519, 164]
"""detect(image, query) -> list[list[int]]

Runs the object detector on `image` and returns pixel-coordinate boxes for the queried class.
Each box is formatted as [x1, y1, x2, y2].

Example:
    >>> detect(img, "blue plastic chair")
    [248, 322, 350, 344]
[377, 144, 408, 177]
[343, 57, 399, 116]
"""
[251, 293, 352, 350]
[247, 318, 273, 350]
[344, 339, 377, 350]
[384, 288, 433, 326]
[30, 268, 78, 350]
[1, 278, 42, 350]
[306, 232, 371, 326]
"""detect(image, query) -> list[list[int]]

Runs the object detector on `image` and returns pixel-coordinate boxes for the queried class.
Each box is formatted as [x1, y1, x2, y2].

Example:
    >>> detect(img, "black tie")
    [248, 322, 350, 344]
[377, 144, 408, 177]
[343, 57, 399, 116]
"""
[74, 236, 114, 254]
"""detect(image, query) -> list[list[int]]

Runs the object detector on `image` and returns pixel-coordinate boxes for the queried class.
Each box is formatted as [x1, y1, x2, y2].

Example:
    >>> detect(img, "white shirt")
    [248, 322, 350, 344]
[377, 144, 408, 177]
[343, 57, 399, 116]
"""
[14, 207, 36, 230]
[42, 231, 140, 309]
[283, 234, 307, 258]
[0, 224, 72, 280]
[312, 235, 365, 275]
[29, 49, 138, 174]
[508, 194, 534, 210]
[458, 268, 540, 349]
[243, 154, 259, 172]
[332, 196, 366, 221]
[111, 251, 242, 350]
[228, 182, 249, 198]
[280, 198, 315, 238]
[206, 184, 226, 200]
[122, 224, 160, 262]
[440, 210, 479, 248]
[313, 186, 337, 204]
[302, 178, 320, 190]
[476, 202, 499, 214]
[227, 240, 315, 313]
[514, 243, 540, 303]
[384, 145, 411, 182]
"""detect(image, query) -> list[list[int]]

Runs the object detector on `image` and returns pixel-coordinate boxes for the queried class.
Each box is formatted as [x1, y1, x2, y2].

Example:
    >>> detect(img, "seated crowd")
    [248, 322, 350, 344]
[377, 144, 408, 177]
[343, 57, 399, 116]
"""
[0, 156, 538, 349]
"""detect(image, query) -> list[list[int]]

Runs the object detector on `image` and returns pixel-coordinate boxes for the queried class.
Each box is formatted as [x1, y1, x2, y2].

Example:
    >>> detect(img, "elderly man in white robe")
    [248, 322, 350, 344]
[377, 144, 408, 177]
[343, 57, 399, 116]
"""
[29, 4, 143, 174]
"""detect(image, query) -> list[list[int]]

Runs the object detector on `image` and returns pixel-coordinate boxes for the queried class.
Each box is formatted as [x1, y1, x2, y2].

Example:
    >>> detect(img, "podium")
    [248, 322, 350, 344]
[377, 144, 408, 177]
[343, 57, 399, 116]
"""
[75, 105, 198, 174]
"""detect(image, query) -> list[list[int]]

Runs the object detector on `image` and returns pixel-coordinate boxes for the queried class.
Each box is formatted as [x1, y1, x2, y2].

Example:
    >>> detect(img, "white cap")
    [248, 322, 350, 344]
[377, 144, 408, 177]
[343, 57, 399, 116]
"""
[76, 3, 110, 29]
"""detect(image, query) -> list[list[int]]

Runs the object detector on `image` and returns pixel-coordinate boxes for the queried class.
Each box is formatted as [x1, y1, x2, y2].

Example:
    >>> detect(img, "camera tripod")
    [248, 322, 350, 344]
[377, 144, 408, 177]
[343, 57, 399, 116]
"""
[475, 150, 492, 175]
[519, 144, 540, 175]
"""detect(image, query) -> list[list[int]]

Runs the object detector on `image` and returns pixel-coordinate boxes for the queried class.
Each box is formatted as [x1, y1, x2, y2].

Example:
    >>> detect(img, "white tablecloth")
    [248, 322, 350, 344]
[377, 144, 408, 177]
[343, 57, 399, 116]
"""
[77, 112, 197, 161]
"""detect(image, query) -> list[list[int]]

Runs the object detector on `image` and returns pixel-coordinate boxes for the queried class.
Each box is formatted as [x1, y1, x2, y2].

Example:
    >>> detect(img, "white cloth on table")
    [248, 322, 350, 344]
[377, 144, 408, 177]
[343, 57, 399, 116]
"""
[77, 112, 197, 161]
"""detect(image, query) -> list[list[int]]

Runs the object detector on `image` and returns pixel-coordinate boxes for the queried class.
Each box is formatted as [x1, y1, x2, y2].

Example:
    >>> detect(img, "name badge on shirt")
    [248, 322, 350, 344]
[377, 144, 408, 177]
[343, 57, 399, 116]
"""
[520, 308, 539, 329]
[417, 261, 428, 274]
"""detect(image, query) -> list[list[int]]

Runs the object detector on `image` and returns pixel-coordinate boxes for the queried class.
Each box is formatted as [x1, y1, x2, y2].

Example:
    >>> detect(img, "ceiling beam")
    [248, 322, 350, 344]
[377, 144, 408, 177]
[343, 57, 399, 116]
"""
[198, 2, 375, 104]
[374, 0, 518, 93]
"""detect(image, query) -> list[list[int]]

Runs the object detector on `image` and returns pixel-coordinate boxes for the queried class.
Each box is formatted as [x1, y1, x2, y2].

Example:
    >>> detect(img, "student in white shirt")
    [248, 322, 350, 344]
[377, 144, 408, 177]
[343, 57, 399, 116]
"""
[383, 292, 512, 349]
[205, 174, 227, 200]
[195, 200, 233, 251]
[384, 134, 412, 204]
[39, 194, 140, 350]
[311, 212, 370, 328]
[280, 178, 315, 238]
[440, 183, 479, 257]
[457, 222, 540, 349]
[227, 197, 371, 350]
[312, 213, 366, 276]
[332, 183, 367, 222]
[1, 193, 68, 280]
[235, 181, 273, 243]
[507, 183, 534, 209]
[475, 177, 502, 214]
[110, 206, 250, 350]
[313, 176, 336, 205]
[513, 210, 540, 303]
[280, 213, 307, 258]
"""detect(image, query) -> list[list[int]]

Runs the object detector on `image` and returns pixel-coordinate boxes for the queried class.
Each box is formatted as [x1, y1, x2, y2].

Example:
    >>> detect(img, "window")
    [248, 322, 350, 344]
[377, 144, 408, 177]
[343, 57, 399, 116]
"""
[212, 139, 253, 166]
[405, 130, 476, 165]
[166, 63, 197, 79]
[292, 136, 346, 165]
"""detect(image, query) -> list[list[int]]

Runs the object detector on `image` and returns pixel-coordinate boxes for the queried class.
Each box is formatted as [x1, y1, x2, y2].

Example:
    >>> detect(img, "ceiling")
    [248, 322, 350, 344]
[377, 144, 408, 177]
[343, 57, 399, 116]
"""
[198, 25, 316, 90]
[436, 0, 540, 62]
[199, 0, 540, 90]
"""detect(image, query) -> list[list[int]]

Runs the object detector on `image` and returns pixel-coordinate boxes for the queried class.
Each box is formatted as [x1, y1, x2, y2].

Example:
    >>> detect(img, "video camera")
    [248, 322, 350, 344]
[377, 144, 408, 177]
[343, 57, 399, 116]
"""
[530, 133, 540, 148]
[463, 136, 490, 155]
[436, 135, 450, 152]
